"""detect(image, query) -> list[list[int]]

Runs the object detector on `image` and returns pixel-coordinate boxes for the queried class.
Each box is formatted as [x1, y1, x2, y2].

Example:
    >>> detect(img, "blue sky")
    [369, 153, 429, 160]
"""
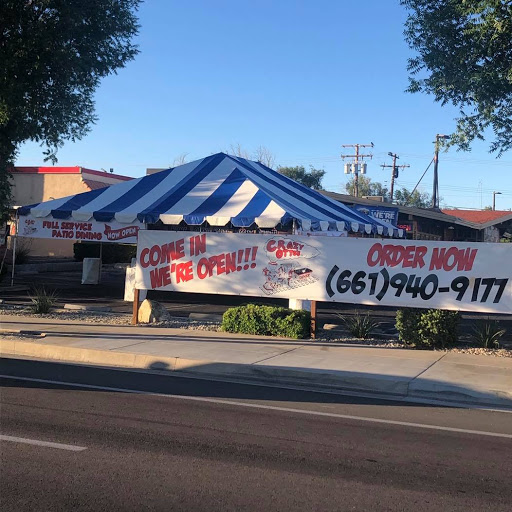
[16, 0, 512, 210]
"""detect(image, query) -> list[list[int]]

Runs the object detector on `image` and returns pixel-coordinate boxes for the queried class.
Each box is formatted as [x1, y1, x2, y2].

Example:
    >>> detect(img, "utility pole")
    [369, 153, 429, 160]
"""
[381, 152, 409, 201]
[433, 134, 449, 208]
[493, 191, 502, 211]
[341, 143, 374, 198]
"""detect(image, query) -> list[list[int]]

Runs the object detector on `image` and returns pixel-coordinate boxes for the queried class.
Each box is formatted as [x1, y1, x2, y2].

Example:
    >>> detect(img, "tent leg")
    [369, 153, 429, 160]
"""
[10, 212, 18, 287]
[99, 242, 103, 282]
[132, 288, 140, 325]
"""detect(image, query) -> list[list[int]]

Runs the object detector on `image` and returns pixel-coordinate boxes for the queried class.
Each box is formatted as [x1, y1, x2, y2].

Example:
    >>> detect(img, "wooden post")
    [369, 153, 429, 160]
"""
[132, 288, 140, 325]
[310, 300, 317, 339]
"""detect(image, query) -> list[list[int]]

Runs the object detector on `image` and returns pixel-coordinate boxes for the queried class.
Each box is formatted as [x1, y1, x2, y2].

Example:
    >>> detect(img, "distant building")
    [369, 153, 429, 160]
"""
[322, 191, 511, 242]
[11, 166, 133, 257]
[442, 209, 512, 242]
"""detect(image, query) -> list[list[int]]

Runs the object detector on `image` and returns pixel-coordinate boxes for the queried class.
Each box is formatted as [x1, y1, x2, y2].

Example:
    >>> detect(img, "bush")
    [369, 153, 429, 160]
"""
[29, 286, 58, 314]
[470, 321, 506, 349]
[396, 308, 460, 349]
[73, 242, 136, 264]
[337, 311, 378, 339]
[222, 304, 311, 339]
[15, 239, 32, 264]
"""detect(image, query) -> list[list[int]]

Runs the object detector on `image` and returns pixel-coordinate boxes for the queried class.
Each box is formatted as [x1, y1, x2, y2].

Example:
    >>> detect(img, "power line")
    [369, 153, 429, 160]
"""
[410, 157, 435, 196]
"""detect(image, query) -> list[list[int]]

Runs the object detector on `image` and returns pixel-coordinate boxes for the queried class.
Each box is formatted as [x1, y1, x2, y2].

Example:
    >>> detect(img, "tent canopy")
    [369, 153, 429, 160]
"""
[19, 153, 402, 236]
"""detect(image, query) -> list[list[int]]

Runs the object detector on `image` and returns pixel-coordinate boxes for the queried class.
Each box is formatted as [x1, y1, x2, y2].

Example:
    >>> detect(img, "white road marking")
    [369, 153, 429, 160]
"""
[0, 434, 87, 451]
[2, 374, 512, 440]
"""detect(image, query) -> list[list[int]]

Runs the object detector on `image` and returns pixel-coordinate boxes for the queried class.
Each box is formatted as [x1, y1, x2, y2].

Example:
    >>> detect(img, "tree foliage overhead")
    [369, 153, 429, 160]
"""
[0, 0, 141, 219]
[345, 176, 389, 198]
[277, 165, 326, 190]
[401, 0, 512, 155]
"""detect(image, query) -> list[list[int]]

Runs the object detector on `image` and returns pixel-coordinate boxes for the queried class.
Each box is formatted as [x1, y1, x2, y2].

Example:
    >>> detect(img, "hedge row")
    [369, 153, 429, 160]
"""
[222, 304, 310, 339]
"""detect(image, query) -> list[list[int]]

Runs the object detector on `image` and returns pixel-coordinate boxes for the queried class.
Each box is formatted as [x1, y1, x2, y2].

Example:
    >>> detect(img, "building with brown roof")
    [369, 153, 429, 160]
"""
[323, 191, 512, 242]
[442, 209, 512, 242]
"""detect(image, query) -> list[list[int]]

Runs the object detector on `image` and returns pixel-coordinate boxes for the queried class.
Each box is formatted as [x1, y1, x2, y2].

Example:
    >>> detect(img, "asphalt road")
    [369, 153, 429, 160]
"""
[1, 358, 511, 511]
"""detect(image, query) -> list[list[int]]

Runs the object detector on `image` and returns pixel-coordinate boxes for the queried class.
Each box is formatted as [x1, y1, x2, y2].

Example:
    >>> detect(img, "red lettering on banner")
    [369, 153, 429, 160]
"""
[149, 266, 171, 288]
[104, 225, 139, 241]
[141, 239, 186, 269]
[367, 243, 427, 269]
[429, 247, 477, 272]
[159, 239, 185, 264]
[140, 248, 150, 268]
[190, 234, 206, 257]
[197, 258, 209, 280]
[175, 261, 193, 283]
[225, 252, 236, 273]
[195, 246, 258, 281]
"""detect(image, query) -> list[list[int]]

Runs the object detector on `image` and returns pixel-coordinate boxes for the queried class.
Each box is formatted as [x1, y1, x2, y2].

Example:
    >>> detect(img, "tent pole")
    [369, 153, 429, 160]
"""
[10, 210, 18, 287]
[99, 242, 103, 282]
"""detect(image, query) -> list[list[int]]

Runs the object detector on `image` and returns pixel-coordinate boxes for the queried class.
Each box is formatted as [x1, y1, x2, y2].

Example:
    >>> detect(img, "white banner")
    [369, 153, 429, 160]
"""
[17, 216, 144, 244]
[135, 231, 512, 313]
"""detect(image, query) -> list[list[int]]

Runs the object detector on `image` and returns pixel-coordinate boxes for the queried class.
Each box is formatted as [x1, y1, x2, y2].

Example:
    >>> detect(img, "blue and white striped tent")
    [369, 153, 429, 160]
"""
[19, 153, 402, 236]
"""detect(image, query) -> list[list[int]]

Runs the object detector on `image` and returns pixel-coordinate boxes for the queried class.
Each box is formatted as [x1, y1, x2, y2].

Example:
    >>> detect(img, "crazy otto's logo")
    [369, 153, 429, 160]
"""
[265, 237, 319, 262]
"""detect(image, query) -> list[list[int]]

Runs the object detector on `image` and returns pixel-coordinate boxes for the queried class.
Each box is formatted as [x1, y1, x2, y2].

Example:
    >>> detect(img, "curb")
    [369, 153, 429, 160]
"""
[0, 328, 46, 337]
[63, 304, 113, 312]
[1, 339, 511, 409]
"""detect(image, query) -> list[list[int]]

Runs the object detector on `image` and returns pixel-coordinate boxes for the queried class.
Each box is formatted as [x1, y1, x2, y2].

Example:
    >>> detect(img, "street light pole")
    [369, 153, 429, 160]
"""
[493, 191, 502, 211]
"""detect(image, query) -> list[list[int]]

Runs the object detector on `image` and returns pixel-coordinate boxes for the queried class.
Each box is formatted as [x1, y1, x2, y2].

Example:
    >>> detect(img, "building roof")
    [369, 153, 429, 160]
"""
[321, 191, 478, 229]
[441, 209, 512, 229]
[82, 179, 114, 191]
[12, 166, 133, 182]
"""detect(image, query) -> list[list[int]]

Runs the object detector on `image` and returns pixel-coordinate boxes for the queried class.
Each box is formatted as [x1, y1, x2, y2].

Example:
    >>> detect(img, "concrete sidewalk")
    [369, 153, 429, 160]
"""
[1, 314, 511, 409]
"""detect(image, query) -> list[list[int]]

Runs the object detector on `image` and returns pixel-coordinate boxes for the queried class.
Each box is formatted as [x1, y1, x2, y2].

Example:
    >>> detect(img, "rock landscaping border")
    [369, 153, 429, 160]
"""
[1, 304, 510, 357]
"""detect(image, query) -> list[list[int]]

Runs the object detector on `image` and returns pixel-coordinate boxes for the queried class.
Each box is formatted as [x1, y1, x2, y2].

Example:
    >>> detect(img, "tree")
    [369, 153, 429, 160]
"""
[0, 0, 141, 220]
[345, 176, 389, 198]
[227, 143, 250, 159]
[394, 187, 433, 208]
[401, 0, 512, 155]
[254, 145, 276, 169]
[225, 144, 277, 168]
[171, 153, 189, 167]
[277, 165, 326, 190]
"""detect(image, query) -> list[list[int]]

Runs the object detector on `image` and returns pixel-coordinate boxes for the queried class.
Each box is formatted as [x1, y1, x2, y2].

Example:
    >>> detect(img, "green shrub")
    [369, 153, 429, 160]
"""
[396, 308, 460, 349]
[395, 308, 422, 346]
[15, 239, 32, 264]
[470, 321, 506, 349]
[29, 286, 59, 314]
[73, 242, 136, 264]
[222, 304, 311, 339]
[337, 311, 378, 339]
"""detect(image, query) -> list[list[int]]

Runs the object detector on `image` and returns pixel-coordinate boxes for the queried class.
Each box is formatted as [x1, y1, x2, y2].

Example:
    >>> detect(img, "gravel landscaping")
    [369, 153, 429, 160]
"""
[1, 304, 510, 357]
